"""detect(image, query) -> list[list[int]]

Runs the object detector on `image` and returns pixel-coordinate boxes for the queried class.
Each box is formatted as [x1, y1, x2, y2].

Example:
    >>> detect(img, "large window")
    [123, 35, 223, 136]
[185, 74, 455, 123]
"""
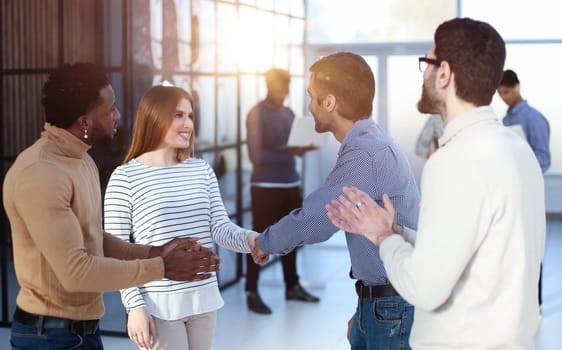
[0, 0, 306, 334]
[489, 44, 562, 171]
[387, 55, 430, 183]
[307, 0, 455, 43]
[306, 0, 562, 189]
[462, 1, 562, 172]
[125, 0, 307, 330]
[1, 0, 130, 330]
[462, 0, 562, 40]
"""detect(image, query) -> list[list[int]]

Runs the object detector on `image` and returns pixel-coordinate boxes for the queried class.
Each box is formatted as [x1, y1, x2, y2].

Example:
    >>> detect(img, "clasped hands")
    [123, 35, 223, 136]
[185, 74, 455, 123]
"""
[325, 186, 402, 246]
[247, 231, 269, 265]
[149, 237, 220, 281]
[150, 232, 269, 283]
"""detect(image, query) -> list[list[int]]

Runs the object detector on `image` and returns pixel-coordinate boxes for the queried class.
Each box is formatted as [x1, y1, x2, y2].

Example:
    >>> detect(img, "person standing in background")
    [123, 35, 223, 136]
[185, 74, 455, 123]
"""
[415, 114, 444, 159]
[245, 68, 320, 314]
[3, 63, 219, 350]
[104, 85, 263, 349]
[497, 69, 550, 173]
[498, 68, 551, 308]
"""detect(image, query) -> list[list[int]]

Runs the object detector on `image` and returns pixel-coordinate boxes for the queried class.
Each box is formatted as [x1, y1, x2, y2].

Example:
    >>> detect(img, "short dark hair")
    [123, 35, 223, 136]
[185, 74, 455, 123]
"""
[499, 69, 520, 87]
[434, 18, 506, 106]
[42, 62, 110, 128]
[309, 52, 374, 121]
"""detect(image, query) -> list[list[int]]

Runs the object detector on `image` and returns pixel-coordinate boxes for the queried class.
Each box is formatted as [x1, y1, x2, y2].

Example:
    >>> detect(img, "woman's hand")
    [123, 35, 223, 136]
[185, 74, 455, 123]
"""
[127, 307, 155, 349]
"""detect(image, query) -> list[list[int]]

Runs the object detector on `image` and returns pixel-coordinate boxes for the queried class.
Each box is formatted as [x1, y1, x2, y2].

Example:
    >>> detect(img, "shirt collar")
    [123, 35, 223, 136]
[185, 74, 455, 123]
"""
[439, 106, 498, 147]
[42, 122, 91, 159]
[507, 99, 528, 115]
[341, 117, 373, 145]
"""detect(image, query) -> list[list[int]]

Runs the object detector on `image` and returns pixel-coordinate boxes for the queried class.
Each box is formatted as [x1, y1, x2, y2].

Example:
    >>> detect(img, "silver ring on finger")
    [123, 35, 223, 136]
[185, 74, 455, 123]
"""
[355, 201, 363, 208]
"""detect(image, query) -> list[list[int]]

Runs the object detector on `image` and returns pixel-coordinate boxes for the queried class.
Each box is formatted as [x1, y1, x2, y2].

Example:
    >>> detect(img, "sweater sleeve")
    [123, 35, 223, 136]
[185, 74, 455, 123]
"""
[402, 226, 417, 245]
[13, 162, 164, 293]
[102, 232, 152, 260]
[379, 154, 489, 311]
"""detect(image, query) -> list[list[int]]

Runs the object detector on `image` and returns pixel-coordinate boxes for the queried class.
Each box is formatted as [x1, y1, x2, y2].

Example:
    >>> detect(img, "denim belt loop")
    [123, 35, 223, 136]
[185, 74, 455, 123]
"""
[36, 315, 44, 336]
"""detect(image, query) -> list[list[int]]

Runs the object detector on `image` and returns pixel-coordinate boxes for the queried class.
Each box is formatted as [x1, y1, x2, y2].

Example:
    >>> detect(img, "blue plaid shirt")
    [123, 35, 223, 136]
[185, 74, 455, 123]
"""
[259, 117, 420, 285]
[502, 100, 550, 173]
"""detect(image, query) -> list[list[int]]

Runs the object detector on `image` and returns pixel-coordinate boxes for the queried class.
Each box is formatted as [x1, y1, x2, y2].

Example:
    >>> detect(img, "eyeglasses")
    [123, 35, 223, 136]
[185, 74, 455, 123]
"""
[418, 57, 441, 72]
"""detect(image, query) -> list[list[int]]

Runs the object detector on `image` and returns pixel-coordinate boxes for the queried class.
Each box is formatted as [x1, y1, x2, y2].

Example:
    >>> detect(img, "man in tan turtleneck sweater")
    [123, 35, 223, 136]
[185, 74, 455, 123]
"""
[3, 62, 220, 349]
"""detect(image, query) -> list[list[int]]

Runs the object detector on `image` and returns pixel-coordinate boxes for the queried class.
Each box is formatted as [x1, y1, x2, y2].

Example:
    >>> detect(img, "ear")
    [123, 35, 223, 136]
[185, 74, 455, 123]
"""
[78, 115, 90, 129]
[437, 61, 453, 90]
[324, 94, 337, 112]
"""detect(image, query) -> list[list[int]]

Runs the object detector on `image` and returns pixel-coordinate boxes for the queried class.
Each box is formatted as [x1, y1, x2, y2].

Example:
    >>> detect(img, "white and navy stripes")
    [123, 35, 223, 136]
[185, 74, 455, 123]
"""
[104, 158, 250, 311]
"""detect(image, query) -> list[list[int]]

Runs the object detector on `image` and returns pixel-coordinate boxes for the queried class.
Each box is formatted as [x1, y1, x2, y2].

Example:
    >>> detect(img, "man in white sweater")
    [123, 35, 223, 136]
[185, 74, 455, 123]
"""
[326, 18, 545, 349]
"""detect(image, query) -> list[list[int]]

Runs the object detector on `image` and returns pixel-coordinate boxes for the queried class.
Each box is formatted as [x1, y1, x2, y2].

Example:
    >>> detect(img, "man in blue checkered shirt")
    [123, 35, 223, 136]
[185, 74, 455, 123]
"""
[253, 52, 420, 350]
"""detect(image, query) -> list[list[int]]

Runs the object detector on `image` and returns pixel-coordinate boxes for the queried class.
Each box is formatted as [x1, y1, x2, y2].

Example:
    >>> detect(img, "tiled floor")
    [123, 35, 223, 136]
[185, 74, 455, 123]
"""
[1, 221, 561, 349]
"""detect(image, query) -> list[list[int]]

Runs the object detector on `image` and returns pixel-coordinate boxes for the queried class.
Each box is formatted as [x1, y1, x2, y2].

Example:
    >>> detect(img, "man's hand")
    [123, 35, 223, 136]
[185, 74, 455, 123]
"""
[246, 230, 259, 251]
[325, 186, 397, 246]
[149, 237, 221, 281]
[250, 234, 269, 265]
[148, 237, 201, 259]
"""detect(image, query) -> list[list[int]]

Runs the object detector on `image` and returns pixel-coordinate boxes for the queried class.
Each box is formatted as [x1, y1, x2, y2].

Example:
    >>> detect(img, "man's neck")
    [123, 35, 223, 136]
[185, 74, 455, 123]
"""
[265, 95, 283, 108]
[442, 90, 478, 125]
[332, 117, 357, 143]
[510, 95, 523, 108]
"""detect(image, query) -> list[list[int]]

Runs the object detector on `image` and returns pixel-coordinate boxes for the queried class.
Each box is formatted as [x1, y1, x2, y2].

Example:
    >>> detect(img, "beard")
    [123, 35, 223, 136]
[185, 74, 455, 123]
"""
[95, 133, 116, 145]
[89, 123, 117, 145]
[417, 74, 442, 115]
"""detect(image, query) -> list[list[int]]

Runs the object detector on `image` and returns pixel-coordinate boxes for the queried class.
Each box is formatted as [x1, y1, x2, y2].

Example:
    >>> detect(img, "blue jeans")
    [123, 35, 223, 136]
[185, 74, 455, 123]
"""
[349, 295, 414, 350]
[10, 319, 103, 350]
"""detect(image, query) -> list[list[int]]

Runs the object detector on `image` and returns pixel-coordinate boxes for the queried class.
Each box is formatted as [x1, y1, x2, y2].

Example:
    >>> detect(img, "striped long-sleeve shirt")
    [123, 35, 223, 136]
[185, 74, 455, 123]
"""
[104, 158, 251, 319]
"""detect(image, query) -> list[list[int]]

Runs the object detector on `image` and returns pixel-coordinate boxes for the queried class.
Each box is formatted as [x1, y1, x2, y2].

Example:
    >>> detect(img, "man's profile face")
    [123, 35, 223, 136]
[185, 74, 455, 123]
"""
[307, 75, 330, 134]
[417, 47, 442, 115]
[497, 85, 519, 108]
[84, 85, 120, 144]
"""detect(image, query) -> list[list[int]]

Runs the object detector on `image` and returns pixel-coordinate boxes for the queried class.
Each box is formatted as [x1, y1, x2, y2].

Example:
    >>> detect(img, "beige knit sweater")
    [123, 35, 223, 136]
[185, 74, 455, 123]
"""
[3, 123, 164, 320]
